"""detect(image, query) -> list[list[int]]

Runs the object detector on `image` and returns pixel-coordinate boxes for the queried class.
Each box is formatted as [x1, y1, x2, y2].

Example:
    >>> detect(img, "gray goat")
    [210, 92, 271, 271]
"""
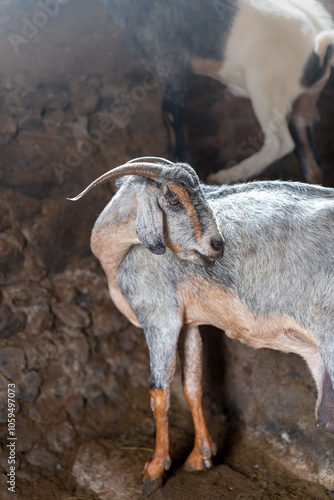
[69, 158, 334, 495]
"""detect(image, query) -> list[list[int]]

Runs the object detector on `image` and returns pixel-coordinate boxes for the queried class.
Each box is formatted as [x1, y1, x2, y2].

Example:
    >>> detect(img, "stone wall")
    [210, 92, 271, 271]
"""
[1, 1, 334, 499]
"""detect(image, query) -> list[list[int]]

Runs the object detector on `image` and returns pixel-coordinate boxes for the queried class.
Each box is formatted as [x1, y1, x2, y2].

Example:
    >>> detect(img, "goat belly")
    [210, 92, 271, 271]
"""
[177, 275, 317, 356]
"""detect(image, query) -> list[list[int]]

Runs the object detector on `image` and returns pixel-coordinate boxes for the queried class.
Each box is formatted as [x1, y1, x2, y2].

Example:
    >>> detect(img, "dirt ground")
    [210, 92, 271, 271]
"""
[14, 403, 334, 500]
[1, 1, 334, 499]
[13, 391, 334, 500]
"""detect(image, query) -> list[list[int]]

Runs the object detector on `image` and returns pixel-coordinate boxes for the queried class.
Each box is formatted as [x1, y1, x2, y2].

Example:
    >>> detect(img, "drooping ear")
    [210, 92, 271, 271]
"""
[135, 185, 166, 255]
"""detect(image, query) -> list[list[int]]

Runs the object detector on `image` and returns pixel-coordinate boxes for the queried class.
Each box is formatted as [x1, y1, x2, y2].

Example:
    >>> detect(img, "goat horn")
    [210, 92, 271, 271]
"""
[67, 162, 166, 201]
[127, 156, 174, 165]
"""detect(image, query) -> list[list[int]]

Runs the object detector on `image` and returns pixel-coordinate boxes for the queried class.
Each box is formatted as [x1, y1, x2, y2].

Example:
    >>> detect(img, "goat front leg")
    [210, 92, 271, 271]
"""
[142, 323, 180, 496]
[179, 326, 216, 471]
[161, 70, 189, 161]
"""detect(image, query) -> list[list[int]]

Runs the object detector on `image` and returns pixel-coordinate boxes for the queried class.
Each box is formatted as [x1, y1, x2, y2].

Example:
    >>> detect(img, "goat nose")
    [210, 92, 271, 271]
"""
[210, 235, 224, 254]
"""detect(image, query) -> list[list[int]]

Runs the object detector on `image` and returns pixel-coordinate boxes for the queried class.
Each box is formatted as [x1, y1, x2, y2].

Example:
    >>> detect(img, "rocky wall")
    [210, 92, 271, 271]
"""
[0, 1, 334, 499]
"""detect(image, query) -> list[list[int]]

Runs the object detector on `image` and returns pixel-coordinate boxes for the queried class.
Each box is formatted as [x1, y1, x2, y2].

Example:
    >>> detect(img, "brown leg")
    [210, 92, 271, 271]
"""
[179, 326, 216, 471]
[142, 344, 177, 497]
[142, 387, 173, 484]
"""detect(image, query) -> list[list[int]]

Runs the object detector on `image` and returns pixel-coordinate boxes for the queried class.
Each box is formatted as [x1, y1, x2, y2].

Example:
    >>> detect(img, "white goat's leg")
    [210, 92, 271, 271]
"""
[207, 88, 295, 184]
[178, 326, 216, 471]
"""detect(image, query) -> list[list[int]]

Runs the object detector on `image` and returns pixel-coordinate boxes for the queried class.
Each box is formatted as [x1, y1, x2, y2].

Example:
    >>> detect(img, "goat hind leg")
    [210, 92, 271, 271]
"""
[289, 77, 329, 185]
[207, 84, 295, 184]
[179, 326, 216, 471]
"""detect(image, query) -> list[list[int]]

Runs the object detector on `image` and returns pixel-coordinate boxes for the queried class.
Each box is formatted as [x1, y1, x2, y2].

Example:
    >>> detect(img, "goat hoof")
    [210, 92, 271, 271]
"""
[207, 170, 238, 185]
[204, 458, 213, 470]
[206, 173, 220, 185]
[184, 446, 214, 472]
[207, 170, 232, 185]
[184, 455, 213, 472]
[141, 476, 163, 498]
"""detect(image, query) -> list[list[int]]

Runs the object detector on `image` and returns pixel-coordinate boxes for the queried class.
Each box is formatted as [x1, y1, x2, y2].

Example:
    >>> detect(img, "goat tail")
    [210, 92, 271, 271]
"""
[314, 30, 334, 66]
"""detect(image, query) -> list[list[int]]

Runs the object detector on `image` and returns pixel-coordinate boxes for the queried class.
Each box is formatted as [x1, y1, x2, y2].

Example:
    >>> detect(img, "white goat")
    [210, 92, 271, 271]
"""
[206, 0, 334, 184]
[109, 0, 334, 184]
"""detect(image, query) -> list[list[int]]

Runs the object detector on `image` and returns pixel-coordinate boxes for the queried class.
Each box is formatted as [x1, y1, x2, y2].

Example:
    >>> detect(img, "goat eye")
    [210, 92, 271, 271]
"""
[165, 189, 180, 205]
[168, 197, 179, 205]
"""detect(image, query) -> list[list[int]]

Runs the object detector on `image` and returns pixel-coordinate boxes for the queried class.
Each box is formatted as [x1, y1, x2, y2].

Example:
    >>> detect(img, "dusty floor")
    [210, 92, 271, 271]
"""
[15, 402, 334, 500]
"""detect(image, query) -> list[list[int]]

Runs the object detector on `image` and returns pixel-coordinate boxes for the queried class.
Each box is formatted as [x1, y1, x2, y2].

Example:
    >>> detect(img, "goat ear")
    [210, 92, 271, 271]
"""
[135, 186, 166, 255]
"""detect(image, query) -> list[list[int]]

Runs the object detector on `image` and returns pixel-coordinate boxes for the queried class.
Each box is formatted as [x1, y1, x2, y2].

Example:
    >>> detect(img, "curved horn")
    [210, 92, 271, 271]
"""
[67, 162, 165, 201]
[127, 156, 174, 165]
